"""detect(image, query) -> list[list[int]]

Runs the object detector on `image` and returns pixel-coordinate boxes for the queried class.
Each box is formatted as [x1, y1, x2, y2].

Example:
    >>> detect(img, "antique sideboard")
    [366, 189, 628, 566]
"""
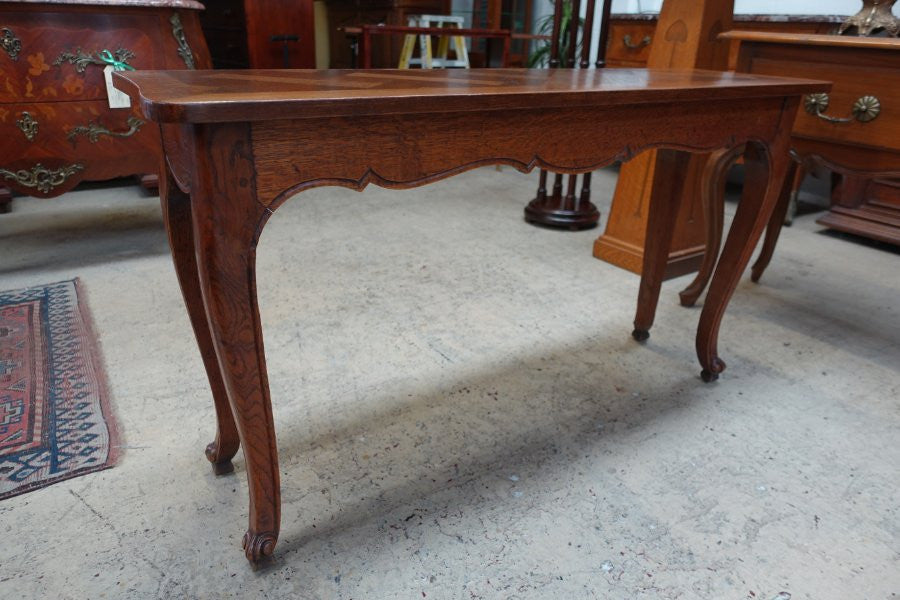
[679, 32, 900, 308]
[0, 0, 210, 213]
[724, 32, 900, 246]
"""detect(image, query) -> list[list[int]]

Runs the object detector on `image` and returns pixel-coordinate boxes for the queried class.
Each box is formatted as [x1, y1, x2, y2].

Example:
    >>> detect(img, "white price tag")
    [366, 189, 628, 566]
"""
[104, 65, 131, 109]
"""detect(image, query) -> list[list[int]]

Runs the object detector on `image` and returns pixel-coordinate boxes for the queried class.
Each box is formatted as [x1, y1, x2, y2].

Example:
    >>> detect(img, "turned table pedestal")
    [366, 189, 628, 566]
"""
[113, 68, 825, 566]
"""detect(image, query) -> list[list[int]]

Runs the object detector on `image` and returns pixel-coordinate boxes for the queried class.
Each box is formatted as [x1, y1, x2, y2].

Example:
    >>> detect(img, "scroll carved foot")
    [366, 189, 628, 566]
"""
[700, 357, 726, 382]
[242, 530, 277, 566]
[205, 442, 235, 475]
[632, 328, 650, 342]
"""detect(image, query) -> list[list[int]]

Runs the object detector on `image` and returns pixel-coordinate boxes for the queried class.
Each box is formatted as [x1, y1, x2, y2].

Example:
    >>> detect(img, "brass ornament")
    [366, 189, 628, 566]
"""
[803, 93, 881, 124]
[839, 0, 899, 37]
[53, 47, 135, 73]
[622, 34, 652, 49]
[0, 163, 84, 193]
[16, 111, 38, 141]
[66, 116, 145, 143]
[1, 27, 20, 60]
[170, 13, 196, 69]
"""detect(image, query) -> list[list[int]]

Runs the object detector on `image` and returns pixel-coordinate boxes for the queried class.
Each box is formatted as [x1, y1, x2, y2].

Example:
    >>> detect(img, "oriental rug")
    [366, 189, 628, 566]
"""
[0, 279, 119, 500]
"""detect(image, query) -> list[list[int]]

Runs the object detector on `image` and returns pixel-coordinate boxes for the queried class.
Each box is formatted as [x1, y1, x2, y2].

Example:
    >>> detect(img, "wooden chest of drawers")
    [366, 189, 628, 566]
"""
[0, 0, 210, 212]
[724, 32, 900, 245]
[605, 13, 842, 69]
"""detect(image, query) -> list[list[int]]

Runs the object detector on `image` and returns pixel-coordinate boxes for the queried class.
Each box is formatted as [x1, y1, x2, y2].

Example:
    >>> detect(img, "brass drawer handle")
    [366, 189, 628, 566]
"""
[0, 163, 84, 193]
[804, 93, 881, 124]
[622, 34, 652, 49]
[53, 47, 135, 74]
[2, 26, 21, 60]
[67, 116, 145, 143]
[16, 111, 38, 141]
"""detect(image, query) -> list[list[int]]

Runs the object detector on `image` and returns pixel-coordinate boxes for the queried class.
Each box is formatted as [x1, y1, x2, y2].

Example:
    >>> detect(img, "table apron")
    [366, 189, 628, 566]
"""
[243, 96, 789, 210]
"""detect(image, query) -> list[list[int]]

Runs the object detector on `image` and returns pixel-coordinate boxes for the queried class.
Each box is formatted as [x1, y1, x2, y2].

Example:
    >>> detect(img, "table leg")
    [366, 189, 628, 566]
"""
[678, 144, 743, 308]
[632, 149, 692, 341]
[190, 123, 280, 566]
[160, 163, 240, 476]
[750, 159, 799, 283]
[696, 138, 791, 382]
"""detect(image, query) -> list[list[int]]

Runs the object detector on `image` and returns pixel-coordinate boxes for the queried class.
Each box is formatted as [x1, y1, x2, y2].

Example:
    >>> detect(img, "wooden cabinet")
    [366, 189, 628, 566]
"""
[199, 0, 316, 69]
[0, 0, 210, 211]
[725, 32, 900, 245]
[606, 13, 843, 69]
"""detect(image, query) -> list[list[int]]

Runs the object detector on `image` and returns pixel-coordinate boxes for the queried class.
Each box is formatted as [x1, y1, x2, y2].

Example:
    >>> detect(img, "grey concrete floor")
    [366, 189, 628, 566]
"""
[0, 167, 898, 600]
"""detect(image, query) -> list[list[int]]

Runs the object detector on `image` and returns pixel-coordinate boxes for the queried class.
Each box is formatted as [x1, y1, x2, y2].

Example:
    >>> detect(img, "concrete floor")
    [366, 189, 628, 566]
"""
[0, 167, 898, 600]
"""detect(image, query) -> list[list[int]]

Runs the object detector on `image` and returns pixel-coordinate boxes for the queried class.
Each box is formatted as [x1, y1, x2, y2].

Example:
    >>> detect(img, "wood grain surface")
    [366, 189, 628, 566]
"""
[113, 68, 826, 123]
[121, 67, 825, 566]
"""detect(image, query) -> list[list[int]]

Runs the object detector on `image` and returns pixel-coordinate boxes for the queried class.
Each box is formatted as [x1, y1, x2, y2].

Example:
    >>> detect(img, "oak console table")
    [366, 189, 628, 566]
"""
[113, 68, 825, 566]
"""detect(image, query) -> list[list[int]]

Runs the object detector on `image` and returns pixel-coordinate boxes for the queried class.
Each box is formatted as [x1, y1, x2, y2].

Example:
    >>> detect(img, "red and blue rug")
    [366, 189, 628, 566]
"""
[0, 279, 119, 500]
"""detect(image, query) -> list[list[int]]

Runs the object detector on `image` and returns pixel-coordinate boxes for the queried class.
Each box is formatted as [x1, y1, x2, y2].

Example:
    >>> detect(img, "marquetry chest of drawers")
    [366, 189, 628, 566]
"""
[723, 32, 900, 245]
[0, 0, 210, 212]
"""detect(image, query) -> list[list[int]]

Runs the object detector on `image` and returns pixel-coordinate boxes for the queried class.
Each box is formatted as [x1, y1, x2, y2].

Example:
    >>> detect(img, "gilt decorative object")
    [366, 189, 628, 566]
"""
[170, 13, 195, 69]
[67, 116, 145, 143]
[0, 163, 84, 194]
[839, 0, 899, 36]
[16, 112, 38, 141]
[1, 26, 20, 60]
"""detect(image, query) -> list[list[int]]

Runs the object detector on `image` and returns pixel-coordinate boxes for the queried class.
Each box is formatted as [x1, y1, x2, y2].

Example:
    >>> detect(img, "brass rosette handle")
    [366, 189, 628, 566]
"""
[803, 93, 881, 124]
[622, 34, 652, 49]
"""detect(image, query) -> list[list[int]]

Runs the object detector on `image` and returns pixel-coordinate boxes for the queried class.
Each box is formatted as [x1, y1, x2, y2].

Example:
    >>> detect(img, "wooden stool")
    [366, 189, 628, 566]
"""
[399, 15, 470, 69]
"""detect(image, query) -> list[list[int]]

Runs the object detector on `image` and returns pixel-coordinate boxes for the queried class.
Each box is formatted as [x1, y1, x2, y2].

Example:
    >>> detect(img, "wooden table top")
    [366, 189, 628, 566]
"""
[720, 31, 900, 50]
[113, 68, 828, 124]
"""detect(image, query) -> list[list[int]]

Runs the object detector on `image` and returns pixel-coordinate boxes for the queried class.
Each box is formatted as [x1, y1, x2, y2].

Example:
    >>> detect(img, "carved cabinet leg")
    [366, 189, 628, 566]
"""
[679, 145, 744, 308]
[696, 138, 791, 382]
[750, 159, 800, 283]
[189, 123, 280, 567]
[632, 149, 692, 341]
[160, 163, 240, 475]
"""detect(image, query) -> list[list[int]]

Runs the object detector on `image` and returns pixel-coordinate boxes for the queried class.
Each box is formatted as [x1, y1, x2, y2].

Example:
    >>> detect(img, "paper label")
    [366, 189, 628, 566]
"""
[104, 65, 131, 109]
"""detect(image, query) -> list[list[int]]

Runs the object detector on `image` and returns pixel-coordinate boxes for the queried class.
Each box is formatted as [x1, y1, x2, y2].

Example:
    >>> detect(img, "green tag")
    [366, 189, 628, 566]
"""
[98, 49, 135, 71]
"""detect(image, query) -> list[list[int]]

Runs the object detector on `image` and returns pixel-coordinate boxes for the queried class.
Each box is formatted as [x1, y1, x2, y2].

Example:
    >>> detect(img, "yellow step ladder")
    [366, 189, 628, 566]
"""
[398, 15, 470, 69]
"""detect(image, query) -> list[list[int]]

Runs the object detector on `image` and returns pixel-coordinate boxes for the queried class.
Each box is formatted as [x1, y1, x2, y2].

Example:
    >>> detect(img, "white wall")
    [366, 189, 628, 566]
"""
[614, 0, 892, 15]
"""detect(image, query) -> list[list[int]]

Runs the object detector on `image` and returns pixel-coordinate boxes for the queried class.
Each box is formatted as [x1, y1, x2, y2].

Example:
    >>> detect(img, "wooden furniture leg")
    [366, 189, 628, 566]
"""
[679, 145, 744, 307]
[750, 159, 799, 283]
[632, 149, 692, 341]
[159, 162, 240, 476]
[0, 188, 11, 213]
[697, 131, 794, 382]
[189, 123, 281, 566]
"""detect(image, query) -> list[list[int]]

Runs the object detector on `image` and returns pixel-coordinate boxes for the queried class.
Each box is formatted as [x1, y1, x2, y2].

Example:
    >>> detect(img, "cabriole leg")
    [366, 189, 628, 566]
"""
[679, 145, 744, 307]
[190, 123, 280, 567]
[696, 138, 791, 382]
[632, 149, 692, 341]
[160, 162, 240, 475]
